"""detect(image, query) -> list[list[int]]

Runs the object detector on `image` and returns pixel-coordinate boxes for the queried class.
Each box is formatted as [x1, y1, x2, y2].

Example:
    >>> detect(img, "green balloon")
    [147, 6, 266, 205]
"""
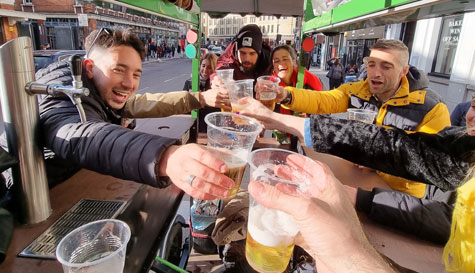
[185, 44, 196, 59]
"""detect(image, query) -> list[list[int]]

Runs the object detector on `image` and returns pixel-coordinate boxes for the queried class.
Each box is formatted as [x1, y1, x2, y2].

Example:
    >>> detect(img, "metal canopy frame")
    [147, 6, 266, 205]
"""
[302, 0, 475, 34]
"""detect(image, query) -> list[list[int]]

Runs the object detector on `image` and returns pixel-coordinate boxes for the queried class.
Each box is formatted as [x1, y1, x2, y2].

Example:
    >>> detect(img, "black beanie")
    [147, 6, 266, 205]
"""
[236, 24, 262, 54]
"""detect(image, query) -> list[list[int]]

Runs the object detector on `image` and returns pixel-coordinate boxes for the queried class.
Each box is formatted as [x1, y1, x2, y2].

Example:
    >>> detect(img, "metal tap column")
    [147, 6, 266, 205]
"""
[0, 37, 51, 224]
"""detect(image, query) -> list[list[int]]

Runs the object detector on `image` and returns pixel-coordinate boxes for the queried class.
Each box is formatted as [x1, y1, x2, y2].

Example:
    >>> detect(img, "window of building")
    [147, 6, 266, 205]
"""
[226, 27, 230, 35]
[243, 17, 247, 24]
[251, 17, 256, 23]
[23, 0, 33, 4]
[283, 16, 287, 19]
[432, 14, 464, 76]
[0, 19, 4, 45]
[271, 25, 274, 33]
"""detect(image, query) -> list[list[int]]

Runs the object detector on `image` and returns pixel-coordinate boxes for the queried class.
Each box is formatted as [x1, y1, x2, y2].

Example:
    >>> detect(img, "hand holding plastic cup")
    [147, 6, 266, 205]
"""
[56, 219, 131, 273]
[205, 112, 263, 199]
[230, 79, 254, 113]
[347, 108, 377, 124]
[256, 76, 280, 111]
[246, 148, 316, 273]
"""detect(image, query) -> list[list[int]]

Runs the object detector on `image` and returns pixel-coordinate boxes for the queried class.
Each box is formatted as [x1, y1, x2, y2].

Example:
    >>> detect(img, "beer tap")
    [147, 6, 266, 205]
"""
[25, 54, 90, 123]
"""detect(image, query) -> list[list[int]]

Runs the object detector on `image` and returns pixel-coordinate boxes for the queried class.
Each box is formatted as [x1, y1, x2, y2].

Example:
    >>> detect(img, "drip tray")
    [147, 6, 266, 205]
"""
[19, 199, 126, 259]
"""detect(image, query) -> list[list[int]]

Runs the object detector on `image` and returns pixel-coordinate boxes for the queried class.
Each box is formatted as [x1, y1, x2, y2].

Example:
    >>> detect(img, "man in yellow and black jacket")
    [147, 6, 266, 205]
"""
[277, 39, 450, 199]
[271, 40, 452, 243]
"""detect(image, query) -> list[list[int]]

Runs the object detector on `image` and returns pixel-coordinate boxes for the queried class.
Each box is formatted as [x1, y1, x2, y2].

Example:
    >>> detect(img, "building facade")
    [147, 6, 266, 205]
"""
[203, 13, 297, 47]
[409, 12, 475, 112]
[0, 0, 185, 50]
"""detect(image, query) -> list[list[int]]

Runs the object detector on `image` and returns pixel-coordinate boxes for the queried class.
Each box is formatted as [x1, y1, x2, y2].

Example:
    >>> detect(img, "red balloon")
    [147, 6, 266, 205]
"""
[302, 37, 315, 52]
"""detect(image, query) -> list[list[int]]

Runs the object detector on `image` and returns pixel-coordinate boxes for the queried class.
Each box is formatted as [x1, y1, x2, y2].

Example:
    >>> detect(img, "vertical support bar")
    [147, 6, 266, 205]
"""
[191, 0, 202, 119]
[297, 0, 312, 89]
[0, 37, 51, 224]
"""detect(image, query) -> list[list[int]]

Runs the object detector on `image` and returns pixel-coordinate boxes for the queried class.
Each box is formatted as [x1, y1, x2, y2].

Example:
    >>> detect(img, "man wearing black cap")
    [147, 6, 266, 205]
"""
[213, 24, 271, 83]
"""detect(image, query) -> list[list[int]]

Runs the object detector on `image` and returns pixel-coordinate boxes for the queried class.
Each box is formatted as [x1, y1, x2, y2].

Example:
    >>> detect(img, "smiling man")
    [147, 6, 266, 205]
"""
[261, 39, 451, 199]
[38, 28, 234, 201]
[213, 24, 271, 86]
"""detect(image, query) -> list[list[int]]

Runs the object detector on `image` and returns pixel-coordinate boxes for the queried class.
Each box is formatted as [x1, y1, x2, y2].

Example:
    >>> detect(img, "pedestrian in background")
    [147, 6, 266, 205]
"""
[326, 57, 345, 89]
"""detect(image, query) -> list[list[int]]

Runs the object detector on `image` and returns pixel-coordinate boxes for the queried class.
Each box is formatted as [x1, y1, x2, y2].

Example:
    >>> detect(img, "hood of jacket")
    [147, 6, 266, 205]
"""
[406, 66, 429, 92]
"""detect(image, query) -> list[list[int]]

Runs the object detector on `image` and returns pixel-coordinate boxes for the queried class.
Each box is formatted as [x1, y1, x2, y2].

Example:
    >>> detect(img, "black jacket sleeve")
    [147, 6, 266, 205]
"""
[309, 115, 474, 191]
[39, 97, 177, 188]
[356, 187, 453, 245]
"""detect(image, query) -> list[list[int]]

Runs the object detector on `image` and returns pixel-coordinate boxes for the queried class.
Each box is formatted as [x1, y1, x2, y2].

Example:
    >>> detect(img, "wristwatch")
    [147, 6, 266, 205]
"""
[281, 91, 293, 105]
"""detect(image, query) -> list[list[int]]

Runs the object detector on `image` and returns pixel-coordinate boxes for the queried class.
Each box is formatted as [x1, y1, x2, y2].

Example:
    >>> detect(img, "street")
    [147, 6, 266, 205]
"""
[138, 57, 193, 94]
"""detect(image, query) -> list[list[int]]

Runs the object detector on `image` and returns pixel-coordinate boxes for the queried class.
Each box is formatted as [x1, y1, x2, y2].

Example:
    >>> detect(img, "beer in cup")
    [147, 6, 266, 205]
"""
[216, 69, 235, 112]
[205, 112, 263, 199]
[256, 76, 280, 111]
[229, 79, 254, 114]
[246, 148, 316, 273]
[347, 108, 377, 124]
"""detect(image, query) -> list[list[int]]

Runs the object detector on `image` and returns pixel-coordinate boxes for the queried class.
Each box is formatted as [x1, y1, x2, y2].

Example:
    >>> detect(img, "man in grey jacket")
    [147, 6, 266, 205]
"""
[38, 28, 233, 200]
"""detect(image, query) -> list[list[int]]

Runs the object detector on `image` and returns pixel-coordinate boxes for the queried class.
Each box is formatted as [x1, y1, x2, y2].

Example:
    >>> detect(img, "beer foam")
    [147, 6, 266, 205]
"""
[248, 204, 300, 247]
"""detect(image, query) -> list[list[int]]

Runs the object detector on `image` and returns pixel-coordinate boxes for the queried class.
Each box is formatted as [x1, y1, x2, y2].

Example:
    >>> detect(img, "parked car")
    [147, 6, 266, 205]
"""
[33, 50, 86, 72]
[209, 46, 224, 57]
[200, 48, 209, 56]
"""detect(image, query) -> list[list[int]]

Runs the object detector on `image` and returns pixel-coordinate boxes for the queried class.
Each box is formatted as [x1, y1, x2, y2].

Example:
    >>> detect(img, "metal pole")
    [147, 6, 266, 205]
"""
[0, 37, 51, 224]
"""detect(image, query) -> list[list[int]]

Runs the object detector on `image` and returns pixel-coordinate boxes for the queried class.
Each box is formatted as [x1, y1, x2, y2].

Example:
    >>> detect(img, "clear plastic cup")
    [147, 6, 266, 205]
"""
[347, 108, 377, 124]
[205, 112, 263, 199]
[256, 76, 280, 111]
[230, 79, 254, 113]
[216, 69, 234, 83]
[56, 219, 131, 273]
[246, 148, 316, 273]
[216, 69, 235, 112]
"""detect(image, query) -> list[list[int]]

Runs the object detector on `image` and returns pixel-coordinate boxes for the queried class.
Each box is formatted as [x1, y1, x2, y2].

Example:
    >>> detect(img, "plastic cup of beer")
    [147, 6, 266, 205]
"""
[205, 112, 263, 199]
[246, 148, 315, 273]
[230, 79, 254, 113]
[347, 108, 377, 124]
[216, 69, 235, 112]
[256, 76, 280, 111]
[216, 69, 234, 83]
[56, 219, 131, 273]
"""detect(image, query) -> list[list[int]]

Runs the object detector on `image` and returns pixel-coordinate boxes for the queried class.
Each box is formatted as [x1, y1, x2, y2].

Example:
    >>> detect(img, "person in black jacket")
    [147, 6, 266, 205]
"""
[38, 28, 234, 200]
[238, 96, 475, 244]
[326, 57, 345, 89]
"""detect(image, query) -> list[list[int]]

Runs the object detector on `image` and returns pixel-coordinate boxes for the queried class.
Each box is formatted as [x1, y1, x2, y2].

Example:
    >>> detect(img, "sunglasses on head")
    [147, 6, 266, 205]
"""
[86, 28, 113, 58]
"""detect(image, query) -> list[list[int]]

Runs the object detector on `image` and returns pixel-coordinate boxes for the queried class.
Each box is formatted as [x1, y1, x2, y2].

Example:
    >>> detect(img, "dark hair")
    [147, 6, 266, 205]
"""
[85, 28, 146, 61]
[270, 44, 297, 62]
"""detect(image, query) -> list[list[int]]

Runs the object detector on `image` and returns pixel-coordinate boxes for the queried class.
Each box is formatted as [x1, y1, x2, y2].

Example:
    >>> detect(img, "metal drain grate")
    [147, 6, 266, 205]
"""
[19, 199, 126, 259]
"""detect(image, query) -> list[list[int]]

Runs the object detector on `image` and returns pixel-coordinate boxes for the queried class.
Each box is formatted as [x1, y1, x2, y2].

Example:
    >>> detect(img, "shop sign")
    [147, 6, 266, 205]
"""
[347, 26, 384, 40]
[442, 19, 462, 43]
[78, 14, 88, 27]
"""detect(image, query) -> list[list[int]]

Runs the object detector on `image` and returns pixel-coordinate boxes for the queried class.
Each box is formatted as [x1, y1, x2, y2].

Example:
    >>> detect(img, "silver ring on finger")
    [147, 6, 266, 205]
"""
[186, 174, 196, 187]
